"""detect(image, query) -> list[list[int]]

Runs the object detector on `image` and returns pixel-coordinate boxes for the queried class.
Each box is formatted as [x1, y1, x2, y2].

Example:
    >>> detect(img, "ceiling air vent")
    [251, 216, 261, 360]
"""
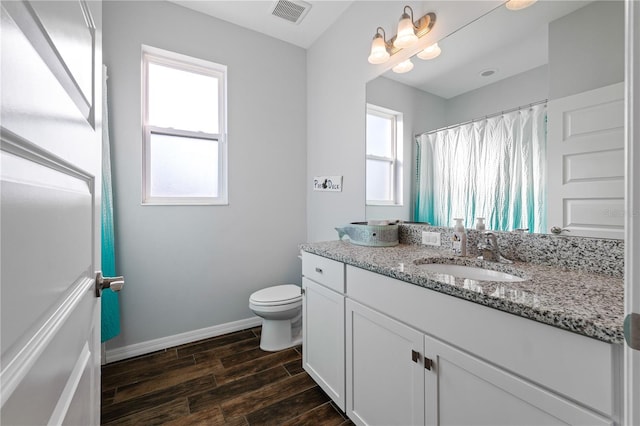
[270, 0, 312, 25]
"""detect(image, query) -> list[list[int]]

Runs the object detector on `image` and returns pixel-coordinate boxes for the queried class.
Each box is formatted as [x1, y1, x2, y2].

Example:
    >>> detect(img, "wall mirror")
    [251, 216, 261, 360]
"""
[365, 0, 625, 239]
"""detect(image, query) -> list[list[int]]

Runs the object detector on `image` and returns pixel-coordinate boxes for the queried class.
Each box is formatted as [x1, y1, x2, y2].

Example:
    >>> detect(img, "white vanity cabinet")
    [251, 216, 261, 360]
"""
[346, 299, 425, 425]
[346, 299, 612, 426]
[345, 265, 620, 426]
[301, 252, 346, 411]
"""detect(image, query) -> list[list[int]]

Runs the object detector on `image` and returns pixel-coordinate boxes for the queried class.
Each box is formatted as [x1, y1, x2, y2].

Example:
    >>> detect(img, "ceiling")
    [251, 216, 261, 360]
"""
[167, 1, 593, 99]
[167, 0, 354, 49]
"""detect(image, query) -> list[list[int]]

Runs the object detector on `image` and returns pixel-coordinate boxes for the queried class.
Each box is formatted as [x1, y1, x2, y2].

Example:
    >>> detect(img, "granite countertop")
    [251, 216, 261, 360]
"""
[300, 240, 625, 344]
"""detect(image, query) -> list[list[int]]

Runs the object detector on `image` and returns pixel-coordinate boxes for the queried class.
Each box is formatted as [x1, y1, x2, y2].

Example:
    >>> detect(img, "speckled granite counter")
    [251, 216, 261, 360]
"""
[300, 240, 625, 344]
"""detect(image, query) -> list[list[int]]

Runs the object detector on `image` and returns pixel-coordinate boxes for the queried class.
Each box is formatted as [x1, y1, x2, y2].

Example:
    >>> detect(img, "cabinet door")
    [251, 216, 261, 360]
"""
[424, 335, 612, 426]
[346, 299, 424, 426]
[302, 277, 345, 410]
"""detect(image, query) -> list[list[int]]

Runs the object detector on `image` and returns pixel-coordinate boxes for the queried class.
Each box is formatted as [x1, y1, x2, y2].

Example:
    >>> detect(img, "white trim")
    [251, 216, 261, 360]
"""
[48, 342, 91, 426]
[624, 0, 640, 424]
[104, 317, 262, 363]
[140, 45, 228, 206]
[0, 277, 93, 406]
[366, 103, 402, 205]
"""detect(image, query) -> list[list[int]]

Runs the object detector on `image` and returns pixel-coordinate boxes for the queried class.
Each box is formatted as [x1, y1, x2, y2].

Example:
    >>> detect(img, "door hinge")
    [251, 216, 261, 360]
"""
[624, 313, 640, 351]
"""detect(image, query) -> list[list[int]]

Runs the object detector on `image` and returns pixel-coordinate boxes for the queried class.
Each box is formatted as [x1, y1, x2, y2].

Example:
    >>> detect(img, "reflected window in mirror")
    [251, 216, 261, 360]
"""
[366, 104, 403, 206]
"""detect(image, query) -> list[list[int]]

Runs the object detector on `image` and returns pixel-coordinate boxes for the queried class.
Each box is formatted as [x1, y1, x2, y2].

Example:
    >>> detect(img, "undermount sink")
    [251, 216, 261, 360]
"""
[415, 263, 526, 282]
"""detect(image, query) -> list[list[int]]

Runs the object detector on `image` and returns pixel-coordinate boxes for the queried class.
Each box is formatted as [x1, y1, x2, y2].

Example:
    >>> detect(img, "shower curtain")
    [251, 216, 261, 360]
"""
[415, 104, 547, 233]
[102, 65, 120, 342]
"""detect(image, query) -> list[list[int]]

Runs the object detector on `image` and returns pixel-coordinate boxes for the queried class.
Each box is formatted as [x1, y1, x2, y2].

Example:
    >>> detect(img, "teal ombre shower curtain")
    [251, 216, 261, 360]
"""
[415, 103, 547, 233]
[102, 65, 120, 342]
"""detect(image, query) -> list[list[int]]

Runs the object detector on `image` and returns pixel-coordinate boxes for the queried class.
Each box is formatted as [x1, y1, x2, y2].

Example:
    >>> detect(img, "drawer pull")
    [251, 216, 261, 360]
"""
[424, 357, 433, 371]
[411, 350, 420, 363]
[315, 267, 323, 274]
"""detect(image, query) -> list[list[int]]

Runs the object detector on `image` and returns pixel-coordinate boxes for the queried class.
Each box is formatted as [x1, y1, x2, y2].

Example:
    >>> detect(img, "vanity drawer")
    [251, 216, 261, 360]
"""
[302, 252, 345, 293]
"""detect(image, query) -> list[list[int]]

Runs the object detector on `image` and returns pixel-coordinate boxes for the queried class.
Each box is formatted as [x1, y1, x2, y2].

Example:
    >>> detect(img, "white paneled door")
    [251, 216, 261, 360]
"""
[1, 1, 102, 425]
[547, 82, 625, 239]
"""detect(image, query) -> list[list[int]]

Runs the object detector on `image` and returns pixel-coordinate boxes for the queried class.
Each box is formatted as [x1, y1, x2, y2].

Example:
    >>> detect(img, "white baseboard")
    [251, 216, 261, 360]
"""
[104, 316, 262, 363]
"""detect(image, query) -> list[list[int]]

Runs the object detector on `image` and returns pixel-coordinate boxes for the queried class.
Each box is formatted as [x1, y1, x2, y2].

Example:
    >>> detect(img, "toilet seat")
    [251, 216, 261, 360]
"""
[249, 284, 302, 307]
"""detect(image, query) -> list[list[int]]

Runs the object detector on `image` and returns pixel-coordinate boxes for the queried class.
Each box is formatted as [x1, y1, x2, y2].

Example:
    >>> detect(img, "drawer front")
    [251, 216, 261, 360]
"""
[302, 252, 345, 293]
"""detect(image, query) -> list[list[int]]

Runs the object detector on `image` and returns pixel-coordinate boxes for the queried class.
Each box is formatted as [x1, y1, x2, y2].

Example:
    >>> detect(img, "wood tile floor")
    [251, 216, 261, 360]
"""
[101, 327, 353, 425]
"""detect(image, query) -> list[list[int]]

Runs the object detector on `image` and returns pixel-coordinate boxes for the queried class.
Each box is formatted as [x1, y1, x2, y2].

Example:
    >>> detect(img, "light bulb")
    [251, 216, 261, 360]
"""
[417, 43, 441, 60]
[505, 0, 537, 11]
[368, 33, 390, 64]
[394, 13, 418, 48]
[392, 59, 414, 74]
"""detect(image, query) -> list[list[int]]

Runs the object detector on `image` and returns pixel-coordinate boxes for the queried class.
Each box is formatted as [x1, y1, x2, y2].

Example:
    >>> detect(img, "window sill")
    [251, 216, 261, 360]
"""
[142, 198, 228, 206]
[366, 202, 404, 207]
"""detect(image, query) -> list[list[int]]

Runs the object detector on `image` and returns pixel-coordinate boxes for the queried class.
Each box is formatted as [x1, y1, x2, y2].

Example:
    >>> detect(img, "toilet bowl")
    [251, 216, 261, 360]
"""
[249, 284, 303, 351]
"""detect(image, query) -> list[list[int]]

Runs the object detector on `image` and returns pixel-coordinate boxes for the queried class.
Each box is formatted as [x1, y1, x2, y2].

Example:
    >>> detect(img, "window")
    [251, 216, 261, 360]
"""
[142, 46, 227, 205]
[366, 104, 402, 205]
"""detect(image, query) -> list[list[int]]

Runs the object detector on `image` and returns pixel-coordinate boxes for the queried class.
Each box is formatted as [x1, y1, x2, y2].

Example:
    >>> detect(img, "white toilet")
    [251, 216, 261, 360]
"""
[249, 284, 303, 351]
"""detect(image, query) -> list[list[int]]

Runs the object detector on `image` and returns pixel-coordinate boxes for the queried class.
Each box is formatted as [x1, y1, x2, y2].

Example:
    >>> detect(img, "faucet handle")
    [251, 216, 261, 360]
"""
[482, 231, 497, 245]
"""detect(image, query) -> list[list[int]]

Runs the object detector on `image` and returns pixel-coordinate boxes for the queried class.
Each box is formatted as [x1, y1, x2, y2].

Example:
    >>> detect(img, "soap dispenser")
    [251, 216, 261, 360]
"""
[452, 218, 467, 256]
[475, 217, 486, 231]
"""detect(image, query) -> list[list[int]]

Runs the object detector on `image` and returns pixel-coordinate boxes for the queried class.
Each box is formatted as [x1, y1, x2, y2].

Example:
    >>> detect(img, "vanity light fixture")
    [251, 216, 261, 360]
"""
[367, 6, 436, 65]
[368, 27, 391, 64]
[417, 42, 441, 60]
[505, 0, 538, 11]
[394, 6, 420, 48]
[392, 58, 414, 74]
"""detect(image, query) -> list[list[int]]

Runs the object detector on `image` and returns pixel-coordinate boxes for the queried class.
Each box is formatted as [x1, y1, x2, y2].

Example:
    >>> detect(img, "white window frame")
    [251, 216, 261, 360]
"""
[141, 45, 228, 205]
[366, 103, 402, 206]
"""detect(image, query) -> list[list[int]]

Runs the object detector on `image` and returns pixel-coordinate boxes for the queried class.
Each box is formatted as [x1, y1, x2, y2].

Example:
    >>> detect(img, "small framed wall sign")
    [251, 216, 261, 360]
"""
[313, 176, 342, 192]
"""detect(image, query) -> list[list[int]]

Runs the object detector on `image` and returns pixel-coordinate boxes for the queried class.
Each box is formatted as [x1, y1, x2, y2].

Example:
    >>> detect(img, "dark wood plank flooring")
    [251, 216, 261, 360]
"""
[102, 327, 353, 425]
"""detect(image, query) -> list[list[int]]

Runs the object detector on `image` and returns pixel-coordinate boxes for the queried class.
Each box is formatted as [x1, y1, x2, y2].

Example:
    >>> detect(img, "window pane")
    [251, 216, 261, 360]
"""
[366, 159, 392, 201]
[149, 133, 218, 197]
[367, 113, 393, 157]
[148, 63, 219, 133]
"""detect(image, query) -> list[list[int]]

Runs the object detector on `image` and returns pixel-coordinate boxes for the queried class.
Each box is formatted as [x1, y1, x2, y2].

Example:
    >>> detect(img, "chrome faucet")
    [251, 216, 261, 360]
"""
[477, 231, 512, 263]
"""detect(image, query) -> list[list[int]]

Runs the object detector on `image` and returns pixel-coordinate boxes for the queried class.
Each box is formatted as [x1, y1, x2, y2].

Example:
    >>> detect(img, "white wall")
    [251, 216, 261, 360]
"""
[549, 0, 624, 99]
[366, 77, 447, 221]
[445, 65, 548, 126]
[103, 1, 307, 351]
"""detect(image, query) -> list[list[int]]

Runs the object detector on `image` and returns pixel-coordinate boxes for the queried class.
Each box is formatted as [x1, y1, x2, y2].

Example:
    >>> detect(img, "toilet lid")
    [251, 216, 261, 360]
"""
[250, 284, 302, 304]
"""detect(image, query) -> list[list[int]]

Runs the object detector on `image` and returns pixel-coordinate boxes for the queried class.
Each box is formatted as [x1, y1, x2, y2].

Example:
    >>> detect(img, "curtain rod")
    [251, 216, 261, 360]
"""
[415, 99, 548, 139]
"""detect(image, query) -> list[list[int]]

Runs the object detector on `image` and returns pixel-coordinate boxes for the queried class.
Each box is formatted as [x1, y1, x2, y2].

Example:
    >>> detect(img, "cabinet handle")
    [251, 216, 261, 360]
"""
[411, 350, 420, 363]
[424, 357, 433, 371]
[315, 267, 323, 274]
